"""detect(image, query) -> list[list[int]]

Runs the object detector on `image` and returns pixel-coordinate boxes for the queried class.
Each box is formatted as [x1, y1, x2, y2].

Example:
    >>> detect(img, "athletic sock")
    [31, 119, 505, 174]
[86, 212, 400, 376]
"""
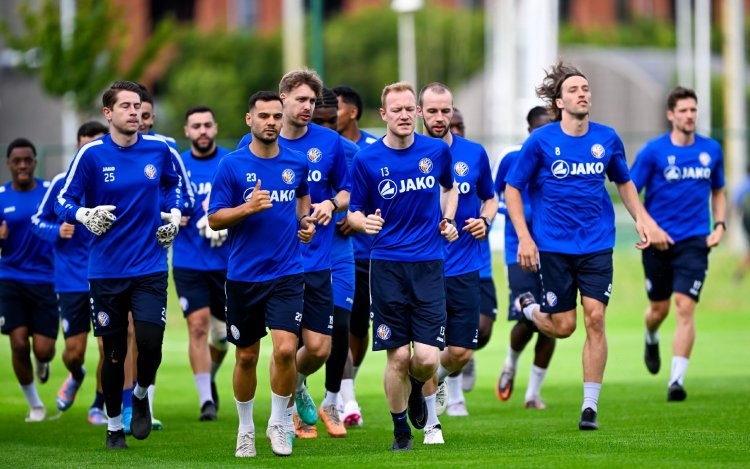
[582, 382, 602, 412]
[391, 409, 410, 435]
[20, 382, 43, 408]
[194, 373, 212, 405]
[340, 378, 355, 405]
[424, 393, 440, 427]
[504, 344, 521, 370]
[147, 384, 155, 414]
[670, 356, 689, 386]
[122, 388, 133, 409]
[645, 329, 659, 345]
[446, 375, 464, 405]
[91, 391, 105, 410]
[525, 365, 548, 402]
[522, 302, 539, 321]
[295, 373, 308, 393]
[107, 414, 123, 432]
[71, 366, 85, 382]
[269, 392, 290, 426]
[437, 363, 450, 381]
[133, 383, 147, 400]
[322, 390, 338, 408]
[236, 398, 255, 433]
[408, 374, 425, 397]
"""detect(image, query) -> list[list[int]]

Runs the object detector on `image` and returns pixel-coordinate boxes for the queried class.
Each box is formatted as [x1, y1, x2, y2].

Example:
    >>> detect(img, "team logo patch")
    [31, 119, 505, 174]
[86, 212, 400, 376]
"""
[62, 319, 69, 334]
[97, 311, 110, 327]
[242, 187, 255, 202]
[376, 324, 392, 340]
[645, 278, 652, 293]
[230, 325, 240, 340]
[378, 179, 397, 199]
[545, 291, 558, 307]
[551, 160, 570, 179]
[307, 148, 323, 163]
[454, 161, 469, 177]
[179, 297, 189, 312]
[591, 144, 605, 159]
[418, 158, 433, 174]
[144, 164, 157, 179]
[282, 168, 295, 185]
[664, 155, 680, 182]
[699, 152, 711, 167]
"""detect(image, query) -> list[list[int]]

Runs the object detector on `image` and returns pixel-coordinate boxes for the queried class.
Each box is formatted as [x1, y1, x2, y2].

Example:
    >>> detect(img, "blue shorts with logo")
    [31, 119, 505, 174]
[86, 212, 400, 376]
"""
[479, 277, 498, 321]
[225, 274, 304, 348]
[642, 236, 709, 302]
[58, 292, 91, 339]
[350, 259, 371, 338]
[331, 257, 355, 312]
[506, 263, 543, 321]
[173, 267, 227, 320]
[445, 271, 480, 349]
[538, 249, 613, 313]
[370, 259, 446, 351]
[89, 272, 169, 336]
[0, 280, 58, 338]
[303, 269, 334, 335]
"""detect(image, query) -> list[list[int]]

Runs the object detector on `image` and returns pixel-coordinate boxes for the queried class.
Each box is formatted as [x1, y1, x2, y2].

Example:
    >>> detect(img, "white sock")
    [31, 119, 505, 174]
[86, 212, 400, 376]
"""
[645, 329, 659, 345]
[352, 366, 359, 380]
[437, 363, 450, 381]
[522, 302, 539, 321]
[194, 373, 212, 406]
[284, 404, 294, 434]
[340, 378, 355, 405]
[582, 382, 602, 412]
[425, 393, 440, 428]
[133, 383, 148, 399]
[504, 344, 521, 370]
[236, 398, 255, 433]
[20, 382, 43, 408]
[322, 390, 338, 407]
[670, 356, 689, 386]
[147, 384, 156, 415]
[525, 365, 548, 402]
[107, 414, 123, 431]
[295, 373, 308, 393]
[269, 392, 291, 426]
[446, 375, 464, 405]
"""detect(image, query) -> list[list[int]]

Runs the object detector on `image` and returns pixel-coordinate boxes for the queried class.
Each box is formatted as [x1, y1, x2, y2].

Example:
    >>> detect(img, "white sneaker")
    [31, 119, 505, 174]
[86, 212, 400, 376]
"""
[435, 381, 448, 416]
[423, 424, 444, 444]
[25, 406, 46, 422]
[446, 401, 469, 417]
[235, 431, 256, 457]
[342, 400, 363, 427]
[461, 357, 476, 392]
[266, 424, 292, 456]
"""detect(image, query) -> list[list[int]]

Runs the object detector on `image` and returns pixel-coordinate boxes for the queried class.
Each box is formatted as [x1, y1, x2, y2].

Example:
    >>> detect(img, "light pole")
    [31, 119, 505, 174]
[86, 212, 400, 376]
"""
[391, 0, 423, 87]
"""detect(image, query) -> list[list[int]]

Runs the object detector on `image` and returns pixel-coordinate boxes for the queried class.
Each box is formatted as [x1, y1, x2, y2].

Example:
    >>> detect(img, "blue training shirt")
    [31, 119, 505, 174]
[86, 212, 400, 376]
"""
[0, 179, 54, 284]
[495, 146, 534, 266]
[331, 137, 359, 264]
[208, 145, 309, 282]
[237, 123, 350, 273]
[505, 121, 631, 255]
[443, 134, 494, 277]
[173, 146, 231, 271]
[630, 133, 725, 242]
[31, 173, 90, 292]
[56, 133, 183, 279]
[357, 130, 380, 148]
[349, 133, 453, 262]
[351, 132, 379, 260]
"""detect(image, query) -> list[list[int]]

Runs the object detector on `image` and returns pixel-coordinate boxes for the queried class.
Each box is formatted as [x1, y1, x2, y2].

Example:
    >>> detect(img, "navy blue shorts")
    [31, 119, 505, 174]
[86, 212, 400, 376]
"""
[58, 292, 91, 339]
[370, 259, 446, 351]
[445, 271, 480, 349]
[506, 263, 543, 321]
[350, 259, 371, 338]
[225, 274, 304, 348]
[538, 250, 613, 313]
[89, 272, 168, 336]
[331, 257, 354, 312]
[0, 280, 58, 338]
[173, 268, 227, 320]
[303, 269, 334, 335]
[642, 236, 709, 302]
[479, 277, 498, 321]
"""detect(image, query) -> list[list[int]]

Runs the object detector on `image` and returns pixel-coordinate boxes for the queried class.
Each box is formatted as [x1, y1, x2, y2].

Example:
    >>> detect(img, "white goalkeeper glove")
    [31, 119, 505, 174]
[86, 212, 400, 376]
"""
[156, 208, 181, 249]
[75, 205, 116, 236]
[195, 215, 228, 248]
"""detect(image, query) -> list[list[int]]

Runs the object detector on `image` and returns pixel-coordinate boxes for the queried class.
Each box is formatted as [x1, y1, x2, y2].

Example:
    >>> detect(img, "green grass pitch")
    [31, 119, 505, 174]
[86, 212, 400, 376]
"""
[1, 249, 749, 467]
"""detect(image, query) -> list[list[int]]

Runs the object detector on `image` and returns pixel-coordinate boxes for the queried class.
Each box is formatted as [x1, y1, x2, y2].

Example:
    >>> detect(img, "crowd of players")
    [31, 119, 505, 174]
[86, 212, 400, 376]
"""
[0, 60, 735, 456]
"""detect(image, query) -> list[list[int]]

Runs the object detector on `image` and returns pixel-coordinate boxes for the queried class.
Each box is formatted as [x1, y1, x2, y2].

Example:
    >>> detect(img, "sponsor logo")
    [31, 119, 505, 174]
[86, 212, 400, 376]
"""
[179, 297, 189, 312]
[231, 325, 240, 340]
[307, 148, 323, 163]
[97, 311, 110, 327]
[282, 168, 295, 184]
[102, 166, 116, 172]
[591, 144, 605, 159]
[552, 160, 605, 179]
[454, 161, 469, 177]
[551, 160, 570, 178]
[699, 152, 711, 167]
[378, 179, 397, 199]
[545, 291, 558, 307]
[244, 187, 296, 203]
[418, 158, 433, 174]
[144, 164, 157, 179]
[3, 206, 15, 213]
[379, 176, 437, 199]
[376, 324, 392, 340]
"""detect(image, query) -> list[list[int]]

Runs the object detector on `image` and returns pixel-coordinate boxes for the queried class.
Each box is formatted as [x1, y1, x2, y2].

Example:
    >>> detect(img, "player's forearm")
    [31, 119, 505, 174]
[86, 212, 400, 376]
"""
[347, 210, 368, 233]
[480, 195, 499, 221]
[616, 181, 645, 223]
[441, 185, 458, 220]
[297, 195, 312, 221]
[30, 218, 61, 243]
[505, 185, 532, 240]
[208, 206, 251, 230]
[711, 189, 727, 225]
[332, 190, 350, 212]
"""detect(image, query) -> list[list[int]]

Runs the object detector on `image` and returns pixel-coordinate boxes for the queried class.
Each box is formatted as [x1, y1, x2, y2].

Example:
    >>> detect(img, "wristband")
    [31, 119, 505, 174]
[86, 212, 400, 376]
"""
[480, 216, 491, 228]
[442, 217, 457, 229]
[714, 221, 726, 230]
[328, 198, 340, 210]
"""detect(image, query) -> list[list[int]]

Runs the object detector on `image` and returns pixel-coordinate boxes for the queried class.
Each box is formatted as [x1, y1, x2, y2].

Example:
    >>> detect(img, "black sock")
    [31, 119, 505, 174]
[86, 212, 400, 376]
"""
[101, 331, 128, 418]
[391, 409, 411, 435]
[91, 391, 105, 410]
[134, 320, 164, 388]
[325, 306, 350, 393]
[408, 374, 425, 397]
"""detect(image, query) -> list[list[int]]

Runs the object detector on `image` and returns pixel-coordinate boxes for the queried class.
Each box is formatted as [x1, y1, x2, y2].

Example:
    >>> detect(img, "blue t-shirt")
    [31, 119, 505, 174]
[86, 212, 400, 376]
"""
[331, 137, 359, 264]
[506, 122, 631, 255]
[238, 124, 350, 272]
[208, 145, 309, 282]
[173, 146, 231, 271]
[495, 146, 533, 266]
[357, 130, 380, 148]
[349, 133, 453, 262]
[56, 134, 183, 279]
[0, 179, 54, 284]
[443, 135, 494, 277]
[630, 133, 725, 242]
[31, 173, 90, 292]
[351, 132, 379, 260]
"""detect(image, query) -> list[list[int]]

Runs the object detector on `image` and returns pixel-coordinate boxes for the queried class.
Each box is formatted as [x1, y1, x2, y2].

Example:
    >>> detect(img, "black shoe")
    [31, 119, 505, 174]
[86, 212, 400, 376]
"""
[391, 431, 413, 451]
[644, 342, 660, 374]
[667, 382, 687, 402]
[579, 407, 598, 430]
[407, 378, 427, 430]
[106, 429, 128, 449]
[210, 380, 219, 411]
[199, 401, 217, 421]
[131, 394, 152, 440]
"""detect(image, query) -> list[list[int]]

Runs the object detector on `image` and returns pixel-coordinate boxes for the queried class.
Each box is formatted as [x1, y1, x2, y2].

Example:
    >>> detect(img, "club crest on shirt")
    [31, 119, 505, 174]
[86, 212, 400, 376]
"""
[307, 148, 323, 163]
[664, 155, 680, 182]
[699, 152, 711, 167]
[282, 168, 295, 184]
[230, 325, 240, 340]
[454, 161, 469, 177]
[378, 179, 397, 199]
[144, 164, 157, 179]
[376, 324, 392, 340]
[97, 311, 110, 327]
[545, 291, 558, 307]
[418, 158, 433, 174]
[591, 144, 605, 159]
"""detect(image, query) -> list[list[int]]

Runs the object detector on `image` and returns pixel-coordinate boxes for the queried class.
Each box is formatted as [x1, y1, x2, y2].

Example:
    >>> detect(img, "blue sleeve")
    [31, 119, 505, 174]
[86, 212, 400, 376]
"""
[55, 149, 89, 224]
[330, 138, 352, 193]
[31, 176, 64, 243]
[629, 144, 652, 193]
[296, 163, 310, 198]
[605, 134, 631, 184]
[495, 156, 513, 216]
[236, 133, 251, 150]
[349, 156, 369, 213]
[438, 145, 453, 189]
[476, 148, 494, 201]
[160, 148, 183, 212]
[711, 143, 725, 190]
[169, 148, 195, 214]
[208, 159, 234, 214]
[506, 138, 539, 190]
[342, 138, 358, 174]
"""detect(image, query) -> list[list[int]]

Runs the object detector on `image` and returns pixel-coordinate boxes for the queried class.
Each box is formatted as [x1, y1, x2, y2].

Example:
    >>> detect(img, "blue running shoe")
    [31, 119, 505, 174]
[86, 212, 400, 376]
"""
[56, 368, 86, 411]
[122, 406, 132, 435]
[295, 387, 317, 425]
[88, 407, 107, 425]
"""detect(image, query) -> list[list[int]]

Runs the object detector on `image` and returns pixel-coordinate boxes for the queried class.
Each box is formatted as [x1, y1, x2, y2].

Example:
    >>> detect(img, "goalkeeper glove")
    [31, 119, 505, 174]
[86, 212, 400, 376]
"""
[195, 215, 228, 248]
[75, 205, 116, 236]
[156, 208, 181, 248]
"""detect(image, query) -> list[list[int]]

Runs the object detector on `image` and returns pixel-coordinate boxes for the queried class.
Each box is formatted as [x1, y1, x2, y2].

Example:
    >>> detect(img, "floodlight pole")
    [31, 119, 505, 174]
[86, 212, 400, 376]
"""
[61, 0, 77, 166]
[391, 0, 423, 87]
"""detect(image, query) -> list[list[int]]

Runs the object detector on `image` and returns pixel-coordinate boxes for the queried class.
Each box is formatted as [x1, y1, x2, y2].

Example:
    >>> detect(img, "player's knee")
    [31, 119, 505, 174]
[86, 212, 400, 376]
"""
[134, 321, 164, 357]
[272, 339, 297, 365]
[102, 333, 128, 364]
[583, 311, 604, 336]
[209, 316, 228, 352]
[235, 347, 259, 369]
[10, 334, 31, 357]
